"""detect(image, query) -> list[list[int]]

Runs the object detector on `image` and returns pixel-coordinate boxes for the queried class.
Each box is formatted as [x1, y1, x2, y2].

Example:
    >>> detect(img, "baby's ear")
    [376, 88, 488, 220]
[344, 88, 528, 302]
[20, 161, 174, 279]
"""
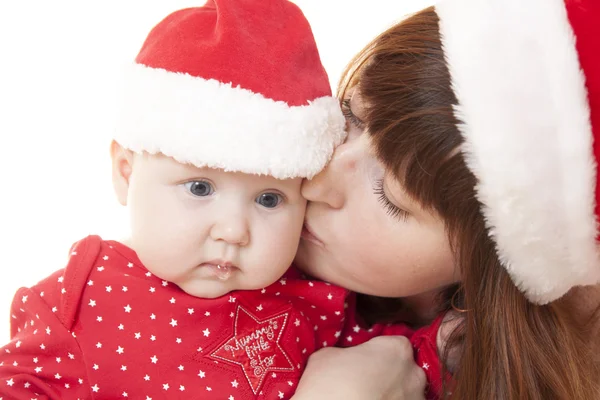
[110, 140, 134, 206]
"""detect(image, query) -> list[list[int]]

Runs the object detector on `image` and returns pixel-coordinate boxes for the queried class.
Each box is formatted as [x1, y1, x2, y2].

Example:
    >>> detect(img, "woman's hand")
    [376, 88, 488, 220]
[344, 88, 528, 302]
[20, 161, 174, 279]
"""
[292, 336, 426, 400]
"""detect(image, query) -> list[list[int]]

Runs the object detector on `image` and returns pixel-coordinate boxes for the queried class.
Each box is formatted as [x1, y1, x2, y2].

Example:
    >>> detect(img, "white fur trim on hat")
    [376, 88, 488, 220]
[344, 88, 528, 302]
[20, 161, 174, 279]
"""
[114, 63, 346, 180]
[436, 0, 600, 304]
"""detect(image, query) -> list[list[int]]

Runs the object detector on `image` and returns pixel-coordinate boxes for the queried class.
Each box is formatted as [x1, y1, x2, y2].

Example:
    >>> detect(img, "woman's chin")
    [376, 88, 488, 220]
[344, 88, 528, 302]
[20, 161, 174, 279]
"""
[294, 240, 321, 277]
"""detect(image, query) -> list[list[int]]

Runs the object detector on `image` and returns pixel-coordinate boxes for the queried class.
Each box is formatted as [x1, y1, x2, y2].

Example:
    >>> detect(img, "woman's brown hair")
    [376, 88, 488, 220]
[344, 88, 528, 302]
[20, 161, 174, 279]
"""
[342, 7, 600, 399]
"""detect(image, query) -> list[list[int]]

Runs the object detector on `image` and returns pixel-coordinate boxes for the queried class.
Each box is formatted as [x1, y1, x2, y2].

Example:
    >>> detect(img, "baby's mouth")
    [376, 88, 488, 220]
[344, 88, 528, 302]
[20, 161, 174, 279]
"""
[201, 261, 236, 280]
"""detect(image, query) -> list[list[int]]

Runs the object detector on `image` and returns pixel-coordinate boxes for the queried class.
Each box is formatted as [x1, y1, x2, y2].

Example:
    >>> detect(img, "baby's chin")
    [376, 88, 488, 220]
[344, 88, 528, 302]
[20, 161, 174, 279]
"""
[176, 280, 232, 299]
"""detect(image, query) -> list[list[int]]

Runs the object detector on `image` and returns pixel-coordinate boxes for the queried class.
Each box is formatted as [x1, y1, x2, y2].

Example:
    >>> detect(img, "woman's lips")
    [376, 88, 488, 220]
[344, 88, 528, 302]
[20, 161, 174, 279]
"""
[301, 223, 324, 247]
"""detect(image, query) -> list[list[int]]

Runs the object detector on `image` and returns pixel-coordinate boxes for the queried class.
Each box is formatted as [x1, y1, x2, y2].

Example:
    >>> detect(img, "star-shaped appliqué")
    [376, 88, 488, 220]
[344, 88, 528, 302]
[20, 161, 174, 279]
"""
[209, 305, 294, 394]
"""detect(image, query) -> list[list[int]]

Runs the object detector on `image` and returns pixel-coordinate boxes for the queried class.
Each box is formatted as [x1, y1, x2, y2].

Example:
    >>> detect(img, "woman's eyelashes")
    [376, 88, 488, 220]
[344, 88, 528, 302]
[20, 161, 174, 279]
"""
[341, 99, 365, 130]
[373, 179, 410, 221]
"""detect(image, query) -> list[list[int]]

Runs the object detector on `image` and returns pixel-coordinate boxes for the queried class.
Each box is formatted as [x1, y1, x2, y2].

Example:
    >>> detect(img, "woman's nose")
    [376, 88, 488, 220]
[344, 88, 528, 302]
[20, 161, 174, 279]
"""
[301, 144, 356, 209]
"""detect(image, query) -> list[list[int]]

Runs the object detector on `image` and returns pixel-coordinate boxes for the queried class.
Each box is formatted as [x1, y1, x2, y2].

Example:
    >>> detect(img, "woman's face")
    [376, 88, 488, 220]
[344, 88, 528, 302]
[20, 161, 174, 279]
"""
[295, 90, 458, 298]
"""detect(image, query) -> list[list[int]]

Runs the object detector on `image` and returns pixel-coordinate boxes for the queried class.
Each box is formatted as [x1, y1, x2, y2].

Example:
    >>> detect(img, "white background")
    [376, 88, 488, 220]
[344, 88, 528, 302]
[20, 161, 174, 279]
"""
[0, 0, 433, 342]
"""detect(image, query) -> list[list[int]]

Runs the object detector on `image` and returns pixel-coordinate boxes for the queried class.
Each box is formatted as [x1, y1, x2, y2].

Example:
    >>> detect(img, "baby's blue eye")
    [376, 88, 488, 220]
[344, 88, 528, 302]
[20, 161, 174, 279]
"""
[256, 193, 282, 209]
[184, 181, 213, 197]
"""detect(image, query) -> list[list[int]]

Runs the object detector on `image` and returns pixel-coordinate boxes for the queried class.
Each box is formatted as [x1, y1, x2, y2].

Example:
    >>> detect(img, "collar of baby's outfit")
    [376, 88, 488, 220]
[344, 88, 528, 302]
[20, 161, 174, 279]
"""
[105, 240, 148, 273]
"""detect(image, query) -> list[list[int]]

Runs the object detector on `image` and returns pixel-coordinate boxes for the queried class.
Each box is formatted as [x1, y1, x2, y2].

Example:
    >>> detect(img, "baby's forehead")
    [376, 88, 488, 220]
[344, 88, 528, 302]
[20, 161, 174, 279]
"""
[158, 154, 302, 192]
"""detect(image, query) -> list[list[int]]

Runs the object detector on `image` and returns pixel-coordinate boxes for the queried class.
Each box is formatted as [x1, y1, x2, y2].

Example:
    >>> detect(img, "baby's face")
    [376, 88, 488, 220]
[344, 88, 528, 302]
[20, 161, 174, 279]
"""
[120, 152, 306, 298]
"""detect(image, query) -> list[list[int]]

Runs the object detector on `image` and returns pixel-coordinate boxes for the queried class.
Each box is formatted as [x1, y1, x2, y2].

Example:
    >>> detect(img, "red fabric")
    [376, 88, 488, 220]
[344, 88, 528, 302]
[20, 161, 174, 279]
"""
[0, 236, 446, 399]
[0, 236, 349, 399]
[565, 0, 600, 229]
[136, 0, 332, 106]
[338, 301, 450, 400]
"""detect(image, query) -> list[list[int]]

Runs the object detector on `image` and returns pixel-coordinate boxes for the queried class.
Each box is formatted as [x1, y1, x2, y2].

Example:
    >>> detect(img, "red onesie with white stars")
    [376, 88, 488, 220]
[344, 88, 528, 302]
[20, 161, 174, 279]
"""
[0, 236, 446, 399]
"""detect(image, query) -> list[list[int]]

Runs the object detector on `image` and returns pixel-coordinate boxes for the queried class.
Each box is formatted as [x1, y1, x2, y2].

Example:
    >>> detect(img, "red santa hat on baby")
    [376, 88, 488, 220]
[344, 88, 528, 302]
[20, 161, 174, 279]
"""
[113, 0, 345, 180]
[434, 0, 600, 303]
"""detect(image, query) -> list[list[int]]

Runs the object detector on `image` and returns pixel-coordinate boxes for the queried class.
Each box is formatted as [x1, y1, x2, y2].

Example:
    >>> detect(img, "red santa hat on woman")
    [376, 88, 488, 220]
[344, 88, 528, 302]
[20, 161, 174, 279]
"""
[434, 0, 600, 303]
[114, 0, 345, 180]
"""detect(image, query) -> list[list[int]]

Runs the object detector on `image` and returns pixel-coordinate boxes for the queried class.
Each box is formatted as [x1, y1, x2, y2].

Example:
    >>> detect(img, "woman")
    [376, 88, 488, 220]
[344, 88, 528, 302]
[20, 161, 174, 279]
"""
[293, 0, 600, 398]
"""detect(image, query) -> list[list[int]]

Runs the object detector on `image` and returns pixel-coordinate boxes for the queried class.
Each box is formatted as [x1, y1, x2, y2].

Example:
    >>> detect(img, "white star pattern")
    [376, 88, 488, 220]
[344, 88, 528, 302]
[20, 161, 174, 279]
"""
[3, 239, 389, 399]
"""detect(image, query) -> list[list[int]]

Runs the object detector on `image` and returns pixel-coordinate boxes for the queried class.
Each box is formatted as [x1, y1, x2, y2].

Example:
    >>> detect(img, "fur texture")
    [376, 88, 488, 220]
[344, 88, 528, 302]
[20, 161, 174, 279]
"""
[114, 63, 346, 180]
[436, 0, 600, 303]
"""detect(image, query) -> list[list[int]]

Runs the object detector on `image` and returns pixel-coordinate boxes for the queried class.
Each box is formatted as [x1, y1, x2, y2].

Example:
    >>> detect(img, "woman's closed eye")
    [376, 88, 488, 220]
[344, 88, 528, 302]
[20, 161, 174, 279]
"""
[373, 179, 410, 221]
[341, 99, 365, 130]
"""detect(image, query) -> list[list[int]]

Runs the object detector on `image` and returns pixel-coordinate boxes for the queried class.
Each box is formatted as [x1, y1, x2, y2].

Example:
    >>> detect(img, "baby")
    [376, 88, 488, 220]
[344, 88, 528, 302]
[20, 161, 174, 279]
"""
[0, 1, 447, 399]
